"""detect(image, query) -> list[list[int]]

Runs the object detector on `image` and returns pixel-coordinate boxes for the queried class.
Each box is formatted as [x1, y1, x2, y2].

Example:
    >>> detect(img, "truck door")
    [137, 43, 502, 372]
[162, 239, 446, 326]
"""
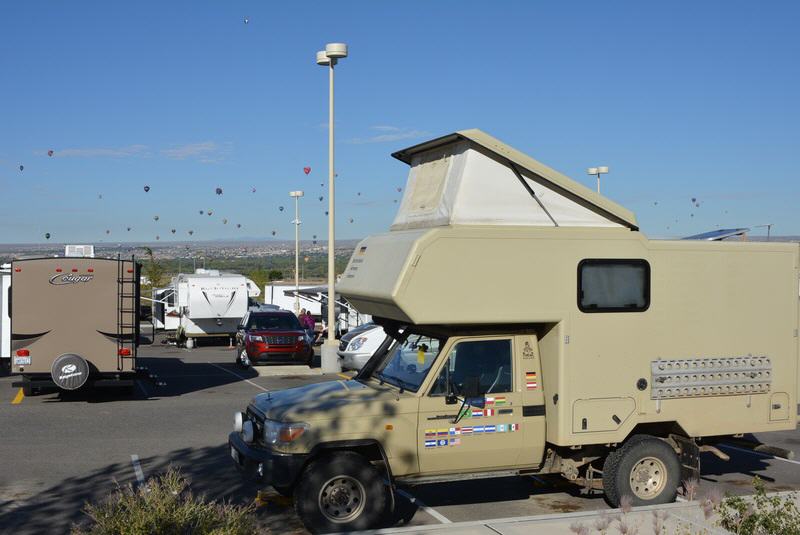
[417, 336, 527, 474]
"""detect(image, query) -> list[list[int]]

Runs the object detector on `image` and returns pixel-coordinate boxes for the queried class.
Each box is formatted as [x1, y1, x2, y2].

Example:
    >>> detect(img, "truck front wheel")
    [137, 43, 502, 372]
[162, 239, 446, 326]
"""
[602, 435, 681, 507]
[294, 451, 387, 533]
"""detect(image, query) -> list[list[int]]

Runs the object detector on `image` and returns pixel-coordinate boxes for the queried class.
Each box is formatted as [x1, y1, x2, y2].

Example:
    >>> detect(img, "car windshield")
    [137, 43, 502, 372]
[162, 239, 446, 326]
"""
[369, 334, 442, 392]
[247, 314, 301, 331]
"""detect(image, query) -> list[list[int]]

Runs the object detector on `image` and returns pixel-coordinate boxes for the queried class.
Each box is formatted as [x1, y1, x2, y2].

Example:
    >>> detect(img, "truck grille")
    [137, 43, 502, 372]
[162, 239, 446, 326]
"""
[265, 335, 294, 345]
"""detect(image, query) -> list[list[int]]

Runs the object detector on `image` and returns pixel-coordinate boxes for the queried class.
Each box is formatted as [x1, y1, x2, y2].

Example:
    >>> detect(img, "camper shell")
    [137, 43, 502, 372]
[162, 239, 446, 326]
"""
[229, 130, 800, 533]
[10, 256, 140, 393]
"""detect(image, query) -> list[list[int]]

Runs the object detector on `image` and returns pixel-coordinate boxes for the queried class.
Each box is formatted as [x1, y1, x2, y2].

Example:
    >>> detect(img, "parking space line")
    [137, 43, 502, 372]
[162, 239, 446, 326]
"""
[208, 362, 268, 392]
[11, 388, 24, 404]
[130, 454, 145, 485]
[719, 443, 800, 466]
[395, 488, 451, 524]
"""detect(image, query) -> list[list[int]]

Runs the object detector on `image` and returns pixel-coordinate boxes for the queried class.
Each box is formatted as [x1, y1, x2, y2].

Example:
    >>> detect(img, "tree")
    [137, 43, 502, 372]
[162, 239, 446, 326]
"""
[142, 247, 167, 288]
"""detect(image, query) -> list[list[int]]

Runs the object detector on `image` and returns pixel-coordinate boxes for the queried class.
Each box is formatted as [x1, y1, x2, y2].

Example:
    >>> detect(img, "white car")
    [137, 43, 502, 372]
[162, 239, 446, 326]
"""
[337, 323, 388, 371]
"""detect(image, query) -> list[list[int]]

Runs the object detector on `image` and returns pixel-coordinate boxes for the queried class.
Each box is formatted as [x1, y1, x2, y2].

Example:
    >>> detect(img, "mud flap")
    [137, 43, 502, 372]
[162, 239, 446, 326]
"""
[670, 434, 700, 482]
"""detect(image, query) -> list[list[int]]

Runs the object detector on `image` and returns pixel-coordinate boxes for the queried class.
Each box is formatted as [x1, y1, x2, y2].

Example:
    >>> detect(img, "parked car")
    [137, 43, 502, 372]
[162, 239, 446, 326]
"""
[236, 310, 313, 367]
[337, 323, 389, 371]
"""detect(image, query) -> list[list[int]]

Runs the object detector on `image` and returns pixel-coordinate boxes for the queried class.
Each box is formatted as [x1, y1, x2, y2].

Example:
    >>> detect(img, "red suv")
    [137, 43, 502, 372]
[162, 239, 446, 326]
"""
[236, 310, 313, 367]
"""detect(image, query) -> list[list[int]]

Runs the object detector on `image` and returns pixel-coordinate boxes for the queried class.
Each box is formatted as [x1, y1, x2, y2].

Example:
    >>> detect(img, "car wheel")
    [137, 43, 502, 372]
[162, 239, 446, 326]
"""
[602, 435, 681, 507]
[294, 451, 388, 533]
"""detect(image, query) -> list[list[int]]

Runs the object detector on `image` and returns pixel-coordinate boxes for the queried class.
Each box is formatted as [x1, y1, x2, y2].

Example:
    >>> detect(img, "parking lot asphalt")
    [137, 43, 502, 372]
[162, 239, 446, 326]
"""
[2, 336, 800, 534]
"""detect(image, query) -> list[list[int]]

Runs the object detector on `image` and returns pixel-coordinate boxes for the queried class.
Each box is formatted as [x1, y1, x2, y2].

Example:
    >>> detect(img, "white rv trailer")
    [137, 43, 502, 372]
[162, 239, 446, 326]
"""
[264, 283, 321, 314]
[174, 269, 249, 345]
[151, 286, 180, 331]
[1, 263, 10, 372]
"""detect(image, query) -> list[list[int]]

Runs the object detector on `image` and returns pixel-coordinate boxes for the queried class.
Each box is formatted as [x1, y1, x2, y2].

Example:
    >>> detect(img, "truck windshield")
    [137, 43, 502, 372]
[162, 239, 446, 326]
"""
[370, 334, 442, 392]
[247, 314, 301, 331]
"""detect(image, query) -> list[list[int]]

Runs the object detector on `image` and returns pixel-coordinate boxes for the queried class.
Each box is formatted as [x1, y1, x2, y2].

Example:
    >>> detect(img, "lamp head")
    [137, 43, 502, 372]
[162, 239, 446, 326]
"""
[597, 166, 609, 174]
[325, 43, 348, 59]
[290, 190, 304, 198]
[316, 51, 330, 66]
[587, 167, 598, 175]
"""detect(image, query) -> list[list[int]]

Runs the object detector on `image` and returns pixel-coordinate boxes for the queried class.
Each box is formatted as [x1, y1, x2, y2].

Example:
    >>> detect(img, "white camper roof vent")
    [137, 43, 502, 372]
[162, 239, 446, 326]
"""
[65, 245, 96, 258]
[390, 130, 638, 231]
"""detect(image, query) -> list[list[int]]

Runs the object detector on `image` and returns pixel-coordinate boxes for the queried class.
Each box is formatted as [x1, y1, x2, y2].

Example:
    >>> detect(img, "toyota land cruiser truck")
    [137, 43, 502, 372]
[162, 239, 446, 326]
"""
[229, 130, 800, 533]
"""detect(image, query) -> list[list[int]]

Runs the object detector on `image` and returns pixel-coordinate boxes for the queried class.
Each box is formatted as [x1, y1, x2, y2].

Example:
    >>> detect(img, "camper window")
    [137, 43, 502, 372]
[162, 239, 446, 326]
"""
[430, 339, 513, 396]
[371, 335, 442, 392]
[578, 259, 650, 313]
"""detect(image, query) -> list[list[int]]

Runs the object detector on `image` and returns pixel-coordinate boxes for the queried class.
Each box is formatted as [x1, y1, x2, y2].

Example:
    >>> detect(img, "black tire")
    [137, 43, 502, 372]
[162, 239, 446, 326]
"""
[294, 451, 388, 533]
[602, 435, 681, 507]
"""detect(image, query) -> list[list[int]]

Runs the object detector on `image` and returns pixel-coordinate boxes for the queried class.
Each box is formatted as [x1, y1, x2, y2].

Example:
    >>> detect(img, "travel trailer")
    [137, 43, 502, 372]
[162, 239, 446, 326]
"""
[229, 130, 800, 533]
[10, 256, 140, 394]
[1, 264, 10, 373]
[174, 269, 249, 347]
[151, 286, 180, 331]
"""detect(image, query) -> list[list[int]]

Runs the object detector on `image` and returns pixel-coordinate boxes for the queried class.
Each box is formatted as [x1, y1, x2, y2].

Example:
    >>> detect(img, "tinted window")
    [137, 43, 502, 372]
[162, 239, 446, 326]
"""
[431, 339, 513, 395]
[247, 314, 302, 331]
[578, 259, 650, 312]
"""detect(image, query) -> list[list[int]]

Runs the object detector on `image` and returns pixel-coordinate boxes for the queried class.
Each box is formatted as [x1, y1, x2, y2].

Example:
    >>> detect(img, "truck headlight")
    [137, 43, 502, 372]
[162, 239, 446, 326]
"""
[349, 336, 368, 352]
[248, 335, 264, 343]
[263, 420, 309, 444]
[242, 420, 254, 443]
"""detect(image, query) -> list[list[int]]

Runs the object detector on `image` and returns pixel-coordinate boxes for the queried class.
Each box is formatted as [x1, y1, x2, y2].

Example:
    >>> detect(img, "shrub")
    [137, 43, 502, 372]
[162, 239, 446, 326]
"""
[72, 468, 257, 535]
[716, 476, 800, 535]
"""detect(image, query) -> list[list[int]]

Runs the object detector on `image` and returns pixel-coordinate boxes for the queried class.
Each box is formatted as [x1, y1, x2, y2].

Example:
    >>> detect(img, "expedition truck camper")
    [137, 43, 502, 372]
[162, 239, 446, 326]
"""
[229, 130, 800, 533]
[10, 256, 141, 395]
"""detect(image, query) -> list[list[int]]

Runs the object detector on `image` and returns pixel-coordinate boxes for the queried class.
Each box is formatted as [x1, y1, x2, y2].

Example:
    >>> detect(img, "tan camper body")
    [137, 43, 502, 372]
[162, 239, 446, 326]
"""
[10, 257, 140, 391]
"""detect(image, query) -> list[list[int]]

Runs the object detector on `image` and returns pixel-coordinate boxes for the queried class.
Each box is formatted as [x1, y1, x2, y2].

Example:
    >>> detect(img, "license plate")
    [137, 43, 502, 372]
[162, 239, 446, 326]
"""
[230, 447, 240, 463]
[14, 356, 31, 366]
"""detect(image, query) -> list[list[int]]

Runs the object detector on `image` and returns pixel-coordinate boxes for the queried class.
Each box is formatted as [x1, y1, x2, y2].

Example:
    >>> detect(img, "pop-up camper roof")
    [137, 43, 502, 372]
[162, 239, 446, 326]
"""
[390, 129, 638, 231]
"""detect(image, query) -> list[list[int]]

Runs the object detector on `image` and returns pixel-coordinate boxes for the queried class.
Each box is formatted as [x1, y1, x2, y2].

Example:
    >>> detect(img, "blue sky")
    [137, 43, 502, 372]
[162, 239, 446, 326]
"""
[1, 1, 798, 244]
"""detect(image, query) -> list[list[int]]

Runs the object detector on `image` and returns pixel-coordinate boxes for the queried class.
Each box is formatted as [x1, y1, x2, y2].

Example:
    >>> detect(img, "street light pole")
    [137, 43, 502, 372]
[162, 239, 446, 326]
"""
[587, 166, 609, 194]
[290, 190, 304, 315]
[317, 43, 347, 373]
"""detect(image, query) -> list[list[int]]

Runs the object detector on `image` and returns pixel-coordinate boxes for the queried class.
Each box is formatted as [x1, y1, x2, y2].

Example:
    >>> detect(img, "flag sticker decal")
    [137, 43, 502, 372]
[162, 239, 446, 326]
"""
[526, 372, 538, 390]
[422, 423, 521, 448]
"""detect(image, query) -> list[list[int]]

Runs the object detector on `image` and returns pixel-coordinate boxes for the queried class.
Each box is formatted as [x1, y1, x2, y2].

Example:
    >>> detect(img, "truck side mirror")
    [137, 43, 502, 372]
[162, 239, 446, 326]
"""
[463, 376, 486, 406]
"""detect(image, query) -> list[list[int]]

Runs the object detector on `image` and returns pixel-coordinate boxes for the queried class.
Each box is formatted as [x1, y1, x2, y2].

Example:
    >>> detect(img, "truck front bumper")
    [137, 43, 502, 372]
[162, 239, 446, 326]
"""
[228, 432, 308, 487]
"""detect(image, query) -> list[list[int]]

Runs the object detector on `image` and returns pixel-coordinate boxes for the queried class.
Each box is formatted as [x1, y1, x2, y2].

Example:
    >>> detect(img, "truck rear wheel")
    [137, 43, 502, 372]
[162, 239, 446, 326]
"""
[294, 451, 387, 533]
[602, 435, 681, 507]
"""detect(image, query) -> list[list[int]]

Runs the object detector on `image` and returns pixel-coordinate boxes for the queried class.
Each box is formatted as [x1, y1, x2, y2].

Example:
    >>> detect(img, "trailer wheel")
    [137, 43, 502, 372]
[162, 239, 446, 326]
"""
[294, 451, 387, 533]
[602, 435, 681, 507]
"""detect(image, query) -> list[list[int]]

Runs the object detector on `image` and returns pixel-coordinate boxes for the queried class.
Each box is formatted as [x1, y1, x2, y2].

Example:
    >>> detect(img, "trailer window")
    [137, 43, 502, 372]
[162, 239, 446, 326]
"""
[430, 339, 513, 396]
[578, 259, 650, 312]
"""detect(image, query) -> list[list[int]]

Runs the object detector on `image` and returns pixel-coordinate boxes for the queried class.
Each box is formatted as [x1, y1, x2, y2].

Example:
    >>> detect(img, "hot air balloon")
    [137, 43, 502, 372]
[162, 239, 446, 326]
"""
[105, 229, 110, 235]
[279, 206, 284, 212]
[236, 223, 241, 229]
[153, 215, 159, 221]
[349, 217, 354, 223]
[188, 230, 194, 236]
[199, 210, 204, 215]
[98, 194, 103, 199]
[325, 211, 329, 216]
[396, 187, 402, 192]
[171, 229, 176, 234]
[18, 165, 23, 171]
[45, 232, 51, 240]
[207, 210, 213, 216]
[393, 199, 398, 203]
[695, 202, 700, 208]
[654, 201, 658, 206]
[271, 230, 276, 236]
[144, 185, 150, 193]
[222, 218, 228, 224]
[244, 16, 249, 24]
[127, 227, 131, 232]
[215, 187, 223, 195]
[313, 234, 317, 239]
[357, 192, 361, 196]
[320, 183, 324, 187]
[303, 167, 311, 175]
[691, 197, 696, 203]
[251, 187, 257, 193]
[156, 235, 160, 240]
[313, 240, 317, 245]
[48, 150, 54, 157]
[318, 196, 323, 201]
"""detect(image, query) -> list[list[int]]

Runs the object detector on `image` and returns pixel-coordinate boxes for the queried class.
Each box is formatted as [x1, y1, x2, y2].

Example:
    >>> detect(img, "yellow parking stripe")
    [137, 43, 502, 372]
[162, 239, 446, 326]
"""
[11, 388, 24, 404]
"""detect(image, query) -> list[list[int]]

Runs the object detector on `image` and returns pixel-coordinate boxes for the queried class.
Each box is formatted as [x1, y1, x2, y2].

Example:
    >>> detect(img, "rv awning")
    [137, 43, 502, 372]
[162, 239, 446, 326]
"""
[283, 286, 329, 297]
[390, 129, 638, 231]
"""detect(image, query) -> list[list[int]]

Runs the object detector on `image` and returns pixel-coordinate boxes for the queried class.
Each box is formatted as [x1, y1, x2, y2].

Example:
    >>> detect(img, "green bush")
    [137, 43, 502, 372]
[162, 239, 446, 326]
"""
[72, 468, 257, 535]
[716, 476, 800, 535]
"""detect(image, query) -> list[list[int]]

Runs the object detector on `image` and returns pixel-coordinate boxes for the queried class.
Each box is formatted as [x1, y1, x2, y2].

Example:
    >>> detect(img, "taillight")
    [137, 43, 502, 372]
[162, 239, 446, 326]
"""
[55, 268, 62, 273]
[87, 268, 94, 273]
[127, 269, 134, 273]
[16, 349, 30, 357]
[14, 267, 21, 272]
[118, 348, 131, 356]
[71, 268, 78, 273]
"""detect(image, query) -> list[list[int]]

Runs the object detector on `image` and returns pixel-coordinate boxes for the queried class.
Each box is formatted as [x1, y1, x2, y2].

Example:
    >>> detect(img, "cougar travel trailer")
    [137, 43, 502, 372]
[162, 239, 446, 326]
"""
[1, 264, 10, 373]
[10, 256, 140, 393]
[175, 269, 249, 346]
